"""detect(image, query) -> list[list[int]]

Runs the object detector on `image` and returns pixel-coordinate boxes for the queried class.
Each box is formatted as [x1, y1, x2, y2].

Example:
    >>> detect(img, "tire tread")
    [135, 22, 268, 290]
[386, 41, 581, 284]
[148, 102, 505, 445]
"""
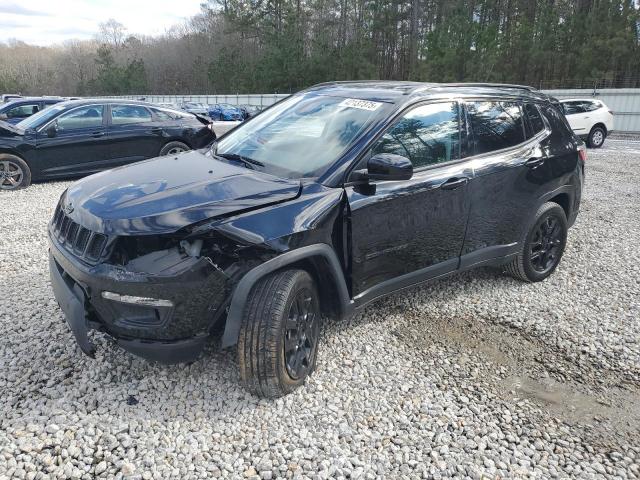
[238, 269, 313, 398]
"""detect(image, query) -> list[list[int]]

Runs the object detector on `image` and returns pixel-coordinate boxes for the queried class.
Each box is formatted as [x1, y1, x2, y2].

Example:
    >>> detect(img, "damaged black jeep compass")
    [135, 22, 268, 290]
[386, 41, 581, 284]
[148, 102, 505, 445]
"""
[49, 82, 585, 397]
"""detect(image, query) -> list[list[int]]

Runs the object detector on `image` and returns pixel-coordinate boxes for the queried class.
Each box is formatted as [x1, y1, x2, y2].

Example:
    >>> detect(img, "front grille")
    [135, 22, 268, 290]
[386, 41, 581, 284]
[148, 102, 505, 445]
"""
[52, 204, 108, 263]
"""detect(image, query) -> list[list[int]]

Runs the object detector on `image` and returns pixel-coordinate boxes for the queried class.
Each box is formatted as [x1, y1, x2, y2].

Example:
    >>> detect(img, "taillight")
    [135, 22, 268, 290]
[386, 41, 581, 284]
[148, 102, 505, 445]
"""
[578, 146, 587, 162]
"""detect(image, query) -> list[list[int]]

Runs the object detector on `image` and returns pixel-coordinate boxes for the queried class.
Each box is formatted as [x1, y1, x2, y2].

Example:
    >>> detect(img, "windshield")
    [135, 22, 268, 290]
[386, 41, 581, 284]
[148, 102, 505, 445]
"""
[17, 104, 65, 130]
[214, 93, 386, 178]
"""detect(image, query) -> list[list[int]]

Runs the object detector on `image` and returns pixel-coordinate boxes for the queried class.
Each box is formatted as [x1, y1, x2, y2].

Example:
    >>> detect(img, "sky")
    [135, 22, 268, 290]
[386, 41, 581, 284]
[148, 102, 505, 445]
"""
[0, 0, 204, 46]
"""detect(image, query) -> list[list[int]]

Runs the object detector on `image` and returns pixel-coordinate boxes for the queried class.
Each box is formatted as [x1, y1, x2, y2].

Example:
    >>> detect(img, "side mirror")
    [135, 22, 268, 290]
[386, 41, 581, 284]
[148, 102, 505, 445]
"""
[353, 153, 413, 183]
[46, 122, 58, 138]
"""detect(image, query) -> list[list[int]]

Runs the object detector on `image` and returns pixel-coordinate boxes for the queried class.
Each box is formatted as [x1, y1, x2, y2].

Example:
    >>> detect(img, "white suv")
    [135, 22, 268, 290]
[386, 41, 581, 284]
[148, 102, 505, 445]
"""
[560, 99, 614, 148]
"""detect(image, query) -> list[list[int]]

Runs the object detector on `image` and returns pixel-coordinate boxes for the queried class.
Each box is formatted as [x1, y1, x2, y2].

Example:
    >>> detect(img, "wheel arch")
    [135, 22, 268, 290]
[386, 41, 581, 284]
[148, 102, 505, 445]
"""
[538, 185, 577, 227]
[220, 244, 353, 348]
[591, 122, 607, 135]
[163, 138, 192, 150]
[0, 147, 25, 159]
[548, 192, 571, 220]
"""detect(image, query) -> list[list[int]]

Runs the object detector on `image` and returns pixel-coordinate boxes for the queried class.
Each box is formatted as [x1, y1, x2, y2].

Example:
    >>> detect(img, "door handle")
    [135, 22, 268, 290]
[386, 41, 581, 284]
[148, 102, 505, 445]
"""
[91, 131, 105, 138]
[151, 127, 163, 133]
[440, 177, 469, 190]
[525, 156, 545, 168]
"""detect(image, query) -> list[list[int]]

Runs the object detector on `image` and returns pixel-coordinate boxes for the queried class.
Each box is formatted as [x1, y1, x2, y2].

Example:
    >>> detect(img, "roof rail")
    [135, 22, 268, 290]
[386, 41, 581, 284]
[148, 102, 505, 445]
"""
[432, 83, 538, 92]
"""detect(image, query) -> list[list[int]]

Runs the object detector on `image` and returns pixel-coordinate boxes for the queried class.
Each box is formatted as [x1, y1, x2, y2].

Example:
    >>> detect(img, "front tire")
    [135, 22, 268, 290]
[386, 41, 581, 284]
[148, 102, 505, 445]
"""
[0, 154, 31, 190]
[587, 126, 606, 148]
[505, 202, 568, 282]
[159, 141, 189, 156]
[238, 269, 321, 398]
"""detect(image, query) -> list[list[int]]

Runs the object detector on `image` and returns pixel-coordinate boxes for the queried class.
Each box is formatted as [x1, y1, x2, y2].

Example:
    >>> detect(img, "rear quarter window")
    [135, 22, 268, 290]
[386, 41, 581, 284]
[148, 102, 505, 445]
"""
[541, 104, 576, 142]
[524, 103, 546, 138]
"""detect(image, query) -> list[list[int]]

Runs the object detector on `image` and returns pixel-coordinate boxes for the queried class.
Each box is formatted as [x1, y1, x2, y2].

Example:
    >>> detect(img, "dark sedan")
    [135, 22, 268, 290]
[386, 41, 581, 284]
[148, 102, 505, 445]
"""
[0, 99, 216, 190]
[0, 97, 65, 124]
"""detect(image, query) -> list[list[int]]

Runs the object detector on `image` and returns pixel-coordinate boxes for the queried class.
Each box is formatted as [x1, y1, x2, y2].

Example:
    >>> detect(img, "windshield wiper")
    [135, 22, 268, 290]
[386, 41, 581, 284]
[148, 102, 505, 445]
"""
[215, 152, 264, 170]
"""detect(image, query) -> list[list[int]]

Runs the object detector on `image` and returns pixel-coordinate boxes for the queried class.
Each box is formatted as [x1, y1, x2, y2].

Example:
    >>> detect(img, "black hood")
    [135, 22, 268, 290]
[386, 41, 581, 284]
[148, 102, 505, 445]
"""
[0, 120, 23, 137]
[64, 150, 301, 235]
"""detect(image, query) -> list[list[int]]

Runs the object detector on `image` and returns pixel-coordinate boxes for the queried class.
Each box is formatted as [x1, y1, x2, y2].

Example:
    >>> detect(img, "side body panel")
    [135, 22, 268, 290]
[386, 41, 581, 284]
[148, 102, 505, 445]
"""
[346, 160, 472, 300]
[461, 102, 580, 267]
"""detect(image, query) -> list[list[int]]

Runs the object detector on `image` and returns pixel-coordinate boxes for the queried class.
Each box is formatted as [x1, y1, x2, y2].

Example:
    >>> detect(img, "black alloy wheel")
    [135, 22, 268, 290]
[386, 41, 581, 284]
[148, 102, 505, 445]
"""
[529, 215, 564, 274]
[284, 288, 320, 380]
[505, 202, 568, 282]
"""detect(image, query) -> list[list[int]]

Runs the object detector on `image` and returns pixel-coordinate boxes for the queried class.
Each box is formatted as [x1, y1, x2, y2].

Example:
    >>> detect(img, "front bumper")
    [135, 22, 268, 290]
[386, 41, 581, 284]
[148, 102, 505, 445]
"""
[48, 231, 230, 364]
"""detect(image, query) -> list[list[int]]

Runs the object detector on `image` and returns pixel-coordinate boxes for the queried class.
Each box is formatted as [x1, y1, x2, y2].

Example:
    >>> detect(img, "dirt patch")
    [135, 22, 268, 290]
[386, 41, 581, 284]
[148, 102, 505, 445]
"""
[393, 313, 640, 449]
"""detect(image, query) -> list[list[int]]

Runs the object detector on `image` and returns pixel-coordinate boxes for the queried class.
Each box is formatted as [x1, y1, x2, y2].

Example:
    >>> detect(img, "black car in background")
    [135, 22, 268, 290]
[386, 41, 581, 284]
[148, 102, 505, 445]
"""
[0, 97, 65, 124]
[238, 104, 262, 120]
[48, 82, 585, 397]
[0, 99, 216, 190]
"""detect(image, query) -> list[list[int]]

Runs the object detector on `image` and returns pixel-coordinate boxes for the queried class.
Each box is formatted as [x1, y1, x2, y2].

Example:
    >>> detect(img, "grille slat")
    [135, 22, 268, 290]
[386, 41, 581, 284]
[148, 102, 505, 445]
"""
[66, 222, 79, 245]
[86, 233, 107, 261]
[74, 227, 91, 254]
[52, 205, 108, 263]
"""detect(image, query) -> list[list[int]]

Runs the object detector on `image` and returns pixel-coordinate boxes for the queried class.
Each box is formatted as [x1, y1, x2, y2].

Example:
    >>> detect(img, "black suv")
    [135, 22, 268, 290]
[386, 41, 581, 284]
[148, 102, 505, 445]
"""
[48, 82, 585, 397]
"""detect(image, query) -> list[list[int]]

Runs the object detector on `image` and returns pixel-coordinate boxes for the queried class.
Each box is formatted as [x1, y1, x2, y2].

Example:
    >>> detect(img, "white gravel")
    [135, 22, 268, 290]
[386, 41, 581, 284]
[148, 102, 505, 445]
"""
[1, 144, 639, 479]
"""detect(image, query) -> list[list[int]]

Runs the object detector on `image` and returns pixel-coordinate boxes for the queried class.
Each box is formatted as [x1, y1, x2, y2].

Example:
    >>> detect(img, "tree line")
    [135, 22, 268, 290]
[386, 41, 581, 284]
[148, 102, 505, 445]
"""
[1, 0, 639, 96]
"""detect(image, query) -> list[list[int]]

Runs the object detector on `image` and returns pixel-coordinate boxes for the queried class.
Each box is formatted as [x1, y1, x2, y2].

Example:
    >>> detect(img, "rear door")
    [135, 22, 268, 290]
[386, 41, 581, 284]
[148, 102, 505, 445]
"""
[460, 100, 559, 267]
[33, 104, 110, 178]
[347, 101, 473, 303]
[106, 104, 163, 165]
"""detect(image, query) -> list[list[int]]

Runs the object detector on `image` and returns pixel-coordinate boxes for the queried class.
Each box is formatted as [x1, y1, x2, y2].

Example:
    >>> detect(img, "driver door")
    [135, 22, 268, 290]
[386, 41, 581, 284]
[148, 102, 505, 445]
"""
[346, 101, 473, 303]
[34, 104, 110, 178]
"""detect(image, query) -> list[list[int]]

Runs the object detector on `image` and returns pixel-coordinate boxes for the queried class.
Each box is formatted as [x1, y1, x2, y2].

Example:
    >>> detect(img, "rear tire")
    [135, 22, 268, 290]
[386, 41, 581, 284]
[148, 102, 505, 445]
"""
[505, 202, 568, 282]
[159, 141, 189, 156]
[0, 154, 31, 190]
[587, 126, 606, 148]
[238, 269, 321, 398]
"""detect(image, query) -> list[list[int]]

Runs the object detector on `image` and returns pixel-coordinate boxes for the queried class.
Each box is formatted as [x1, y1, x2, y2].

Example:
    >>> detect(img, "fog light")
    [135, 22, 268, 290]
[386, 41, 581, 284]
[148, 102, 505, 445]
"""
[101, 291, 174, 307]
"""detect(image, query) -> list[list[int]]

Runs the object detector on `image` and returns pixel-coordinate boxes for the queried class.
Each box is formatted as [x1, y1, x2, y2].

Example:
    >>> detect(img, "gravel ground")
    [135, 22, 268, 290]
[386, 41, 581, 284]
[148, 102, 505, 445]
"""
[1, 143, 639, 479]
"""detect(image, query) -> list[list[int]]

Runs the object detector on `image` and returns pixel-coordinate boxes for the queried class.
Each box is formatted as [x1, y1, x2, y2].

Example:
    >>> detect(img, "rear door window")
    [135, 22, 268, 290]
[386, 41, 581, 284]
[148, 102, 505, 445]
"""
[524, 103, 546, 138]
[372, 102, 460, 169]
[466, 101, 526, 155]
[111, 105, 152, 125]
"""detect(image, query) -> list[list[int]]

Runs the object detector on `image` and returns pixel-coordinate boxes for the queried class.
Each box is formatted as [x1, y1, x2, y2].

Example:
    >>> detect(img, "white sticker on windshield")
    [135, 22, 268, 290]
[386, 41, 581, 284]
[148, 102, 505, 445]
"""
[338, 98, 383, 111]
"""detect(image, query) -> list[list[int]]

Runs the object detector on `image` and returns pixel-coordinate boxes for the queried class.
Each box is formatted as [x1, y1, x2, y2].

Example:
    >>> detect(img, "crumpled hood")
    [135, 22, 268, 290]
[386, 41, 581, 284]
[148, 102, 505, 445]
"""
[0, 120, 23, 137]
[64, 150, 301, 235]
